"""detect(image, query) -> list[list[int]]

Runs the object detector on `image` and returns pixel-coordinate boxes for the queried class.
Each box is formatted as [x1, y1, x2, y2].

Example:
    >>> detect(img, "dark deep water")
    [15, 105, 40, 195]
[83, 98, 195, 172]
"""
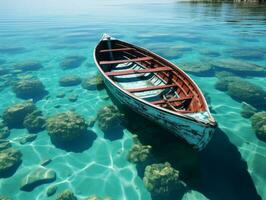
[0, 1, 266, 199]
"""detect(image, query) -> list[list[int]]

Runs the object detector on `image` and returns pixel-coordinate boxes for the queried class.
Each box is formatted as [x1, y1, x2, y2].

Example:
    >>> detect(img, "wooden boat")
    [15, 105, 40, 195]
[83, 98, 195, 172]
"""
[94, 34, 217, 150]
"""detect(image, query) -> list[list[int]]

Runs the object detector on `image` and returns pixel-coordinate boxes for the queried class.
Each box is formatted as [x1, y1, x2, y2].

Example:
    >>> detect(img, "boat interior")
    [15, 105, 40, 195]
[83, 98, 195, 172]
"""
[96, 39, 207, 113]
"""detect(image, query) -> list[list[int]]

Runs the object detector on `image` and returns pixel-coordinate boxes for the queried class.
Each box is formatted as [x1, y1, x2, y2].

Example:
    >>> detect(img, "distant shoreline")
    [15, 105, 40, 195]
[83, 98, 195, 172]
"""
[180, 0, 265, 3]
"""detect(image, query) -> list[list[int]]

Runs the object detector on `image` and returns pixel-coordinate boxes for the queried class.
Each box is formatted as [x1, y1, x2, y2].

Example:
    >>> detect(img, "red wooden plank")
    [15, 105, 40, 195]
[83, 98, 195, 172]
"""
[105, 67, 172, 76]
[165, 101, 182, 112]
[127, 84, 176, 93]
[100, 47, 134, 53]
[99, 56, 153, 65]
[150, 95, 193, 105]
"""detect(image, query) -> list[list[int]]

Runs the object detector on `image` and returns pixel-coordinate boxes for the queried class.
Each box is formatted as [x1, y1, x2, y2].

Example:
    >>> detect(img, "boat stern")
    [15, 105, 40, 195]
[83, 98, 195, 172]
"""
[196, 124, 216, 150]
[185, 111, 217, 126]
[181, 111, 217, 150]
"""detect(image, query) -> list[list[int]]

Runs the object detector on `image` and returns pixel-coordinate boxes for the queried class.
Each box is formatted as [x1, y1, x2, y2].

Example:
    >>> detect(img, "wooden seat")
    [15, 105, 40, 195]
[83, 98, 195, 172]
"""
[127, 84, 176, 93]
[150, 95, 193, 105]
[105, 67, 173, 76]
[153, 95, 193, 112]
[100, 47, 134, 53]
[99, 56, 153, 65]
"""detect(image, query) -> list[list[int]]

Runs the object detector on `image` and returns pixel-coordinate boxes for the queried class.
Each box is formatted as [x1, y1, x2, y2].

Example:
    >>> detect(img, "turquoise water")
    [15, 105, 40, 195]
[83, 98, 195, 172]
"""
[0, 1, 266, 199]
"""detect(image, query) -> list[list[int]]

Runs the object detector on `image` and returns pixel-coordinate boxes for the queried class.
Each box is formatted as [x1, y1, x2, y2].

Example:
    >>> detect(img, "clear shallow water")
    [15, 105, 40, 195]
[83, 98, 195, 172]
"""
[0, 1, 266, 200]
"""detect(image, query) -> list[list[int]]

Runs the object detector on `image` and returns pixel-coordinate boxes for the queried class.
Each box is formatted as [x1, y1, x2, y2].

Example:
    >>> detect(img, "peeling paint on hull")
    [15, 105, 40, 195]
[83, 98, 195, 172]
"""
[102, 76, 215, 151]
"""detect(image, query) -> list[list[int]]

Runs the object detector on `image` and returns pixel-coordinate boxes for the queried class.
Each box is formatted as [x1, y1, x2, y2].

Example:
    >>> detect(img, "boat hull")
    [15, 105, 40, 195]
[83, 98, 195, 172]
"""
[100, 74, 215, 150]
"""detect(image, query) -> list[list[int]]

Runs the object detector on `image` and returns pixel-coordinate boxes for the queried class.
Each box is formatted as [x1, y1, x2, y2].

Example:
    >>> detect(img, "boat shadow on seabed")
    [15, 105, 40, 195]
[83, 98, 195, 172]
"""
[197, 128, 262, 200]
[122, 108, 261, 200]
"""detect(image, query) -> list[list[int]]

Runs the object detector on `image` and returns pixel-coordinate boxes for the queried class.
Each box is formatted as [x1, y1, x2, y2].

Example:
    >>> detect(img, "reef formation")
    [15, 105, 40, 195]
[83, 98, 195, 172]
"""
[0, 147, 22, 178]
[96, 105, 125, 132]
[143, 162, 185, 199]
[81, 74, 104, 90]
[59, 75, 82, 87]
[12, 77, 47, 100]
[251, 112, 266, 141]
[55, 190, 78, 200]
[2, 100, 37, 128]
[60, 55, 86, 69]
[46, 111, 88, 144]
[13, 60, 43, 72]
[215, 74, 266, 109]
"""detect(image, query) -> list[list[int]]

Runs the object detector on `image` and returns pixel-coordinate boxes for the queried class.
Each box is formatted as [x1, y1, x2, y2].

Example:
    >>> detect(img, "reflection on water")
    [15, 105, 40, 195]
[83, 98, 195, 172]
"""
[0, 1, 266, 200]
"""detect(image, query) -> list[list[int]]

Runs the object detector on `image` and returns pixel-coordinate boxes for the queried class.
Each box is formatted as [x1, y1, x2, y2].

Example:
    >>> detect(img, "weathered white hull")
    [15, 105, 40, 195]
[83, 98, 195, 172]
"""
[101, 74, 215, 151]
[94, 34, 217, 150]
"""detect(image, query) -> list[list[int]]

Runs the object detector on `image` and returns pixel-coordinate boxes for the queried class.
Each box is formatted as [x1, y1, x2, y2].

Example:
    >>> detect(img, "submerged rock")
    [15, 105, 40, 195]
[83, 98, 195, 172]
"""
[143, 162, 185, 199]
[199, 49, 221, 57]
[211, 59, 266, 76]
[241, 102, 257, 118]
[148, 44, 190, 60]
[0, 140, 11, 151]
[227, 82, 266, 110]
[215, 75, 266, 109]
[60, 55, 86, 69]
[12, 78, 46, 99]
[85, 195, 112, 200]
[56, 92, 65, 98]
[0, 196, 11, 200]
[20, 167, 56, 191]
[46, 184, 57, 197]
[214, 77, 231, 92]
[127, 143, 152, 164]
[182, 190, 210, 200]
[179, 62, 214, 76]
[96, 105, 124, 132]
[215, 71, 235, 79]
[2, 100, 37, 128]
[46, 112, 88, 143]
[13, 61, 43, 72]
[68, 95, 78, 102]
[251, 112, 266, 141]
[225, 48, 265, 61]
[19, 134, 37, 145]
[23, 110, 46, 133]
[0, 148, 22, 178]
[81, 74, 104, 90]
[0, 122, 10, 139]
[55, 190, 77, 200]
[59, 75, 82, 87]
[155, 47, 183, 59]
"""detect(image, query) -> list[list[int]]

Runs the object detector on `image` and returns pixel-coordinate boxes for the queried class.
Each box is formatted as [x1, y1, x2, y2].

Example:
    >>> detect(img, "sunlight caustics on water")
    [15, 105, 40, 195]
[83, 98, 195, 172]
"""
[0, 1, 266, 200]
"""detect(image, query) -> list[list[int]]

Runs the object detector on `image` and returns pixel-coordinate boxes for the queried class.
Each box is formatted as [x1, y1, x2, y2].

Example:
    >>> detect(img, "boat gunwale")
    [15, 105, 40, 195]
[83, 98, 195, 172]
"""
[93, 35, 216, 127]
